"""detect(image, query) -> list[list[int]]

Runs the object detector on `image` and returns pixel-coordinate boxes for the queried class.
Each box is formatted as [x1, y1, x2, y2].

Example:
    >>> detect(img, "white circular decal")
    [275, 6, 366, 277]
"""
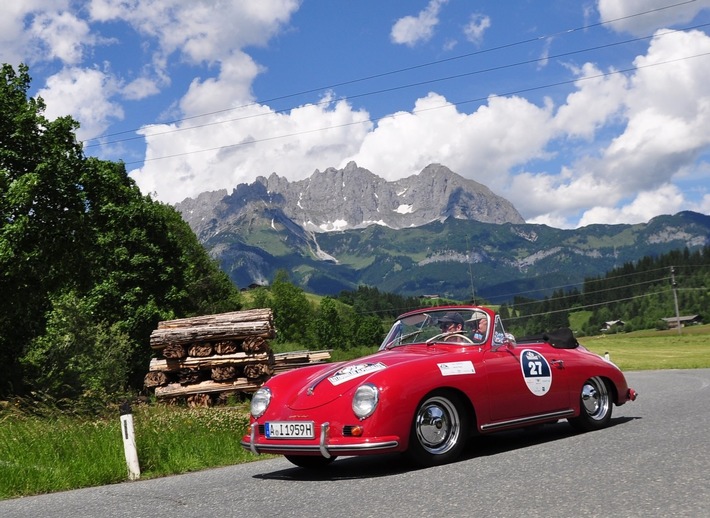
[519, 349, 552, 396]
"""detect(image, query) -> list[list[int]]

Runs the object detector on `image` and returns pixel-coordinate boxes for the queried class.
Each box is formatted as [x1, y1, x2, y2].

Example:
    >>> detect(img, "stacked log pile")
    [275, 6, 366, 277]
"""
[144, 308, 331, 406]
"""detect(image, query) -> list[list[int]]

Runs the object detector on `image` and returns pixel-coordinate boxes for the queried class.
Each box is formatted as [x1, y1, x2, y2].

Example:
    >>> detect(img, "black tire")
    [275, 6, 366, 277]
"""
[284, 455, 336, 469]
[406, 390, 469, 467]
[568, 376, 613, 432]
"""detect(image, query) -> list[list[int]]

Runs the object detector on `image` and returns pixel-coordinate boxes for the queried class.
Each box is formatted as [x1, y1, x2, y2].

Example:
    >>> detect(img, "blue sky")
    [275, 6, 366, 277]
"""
[2, 0, 710, 228]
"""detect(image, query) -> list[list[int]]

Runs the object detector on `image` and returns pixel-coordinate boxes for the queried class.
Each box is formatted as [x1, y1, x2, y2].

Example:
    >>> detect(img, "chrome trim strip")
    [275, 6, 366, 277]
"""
[240, 440, 399, 454]
[480, 409, 575, 431]
[319, 422, 331, 459]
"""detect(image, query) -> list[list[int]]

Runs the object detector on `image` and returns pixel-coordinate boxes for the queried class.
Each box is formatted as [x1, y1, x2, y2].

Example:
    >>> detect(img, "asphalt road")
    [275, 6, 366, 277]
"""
[2, 369, 708, 518]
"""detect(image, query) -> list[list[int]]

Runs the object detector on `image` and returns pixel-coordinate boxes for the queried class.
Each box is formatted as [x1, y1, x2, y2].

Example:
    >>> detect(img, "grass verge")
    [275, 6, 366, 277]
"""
[0, 403, 260, 500]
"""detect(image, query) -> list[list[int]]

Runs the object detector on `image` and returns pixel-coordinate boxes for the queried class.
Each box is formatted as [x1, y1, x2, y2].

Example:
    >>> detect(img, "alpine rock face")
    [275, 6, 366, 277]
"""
[175, 163, 710, 300]
[176, 162, 524, 241]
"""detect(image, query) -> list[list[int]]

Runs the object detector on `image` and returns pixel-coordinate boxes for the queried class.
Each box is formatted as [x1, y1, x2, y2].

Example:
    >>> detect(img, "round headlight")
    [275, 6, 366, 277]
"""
[250, 387, 272, 418]
[352, 383, 379, 419]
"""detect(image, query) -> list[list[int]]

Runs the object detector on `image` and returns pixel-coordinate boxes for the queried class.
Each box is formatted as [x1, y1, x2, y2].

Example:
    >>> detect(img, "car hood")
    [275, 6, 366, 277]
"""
[287, 345, 450, 410]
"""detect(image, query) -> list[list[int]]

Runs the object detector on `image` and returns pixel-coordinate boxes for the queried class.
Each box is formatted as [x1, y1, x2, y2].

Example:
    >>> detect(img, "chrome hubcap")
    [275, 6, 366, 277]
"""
[581, 377, 610, 421]
[415, 396, 460, 454]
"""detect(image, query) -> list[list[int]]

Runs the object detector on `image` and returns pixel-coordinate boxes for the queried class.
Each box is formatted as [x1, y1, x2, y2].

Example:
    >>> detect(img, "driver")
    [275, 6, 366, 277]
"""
[437, 312, 465, 335]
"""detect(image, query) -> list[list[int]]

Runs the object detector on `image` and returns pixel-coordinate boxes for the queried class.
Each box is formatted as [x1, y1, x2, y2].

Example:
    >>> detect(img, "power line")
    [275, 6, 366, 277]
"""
[86, 22, 710, 150]
[504, 288, 672, 322]
[117, 49, 710, 166]
[483, 265, 676, 301]
[83, 0, 701, 144]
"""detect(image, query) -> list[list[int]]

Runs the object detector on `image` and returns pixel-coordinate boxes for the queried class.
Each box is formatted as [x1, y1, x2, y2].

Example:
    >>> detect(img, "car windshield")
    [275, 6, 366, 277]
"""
[379, 308, 491, 349]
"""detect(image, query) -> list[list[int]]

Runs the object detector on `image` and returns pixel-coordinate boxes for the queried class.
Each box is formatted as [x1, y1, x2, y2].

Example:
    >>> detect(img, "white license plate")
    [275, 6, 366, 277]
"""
[266, 421, 315, 439]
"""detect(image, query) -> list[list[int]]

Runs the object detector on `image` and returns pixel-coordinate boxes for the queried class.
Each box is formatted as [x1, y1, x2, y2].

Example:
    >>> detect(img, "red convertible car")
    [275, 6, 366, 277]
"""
[241, 306, 637, 468]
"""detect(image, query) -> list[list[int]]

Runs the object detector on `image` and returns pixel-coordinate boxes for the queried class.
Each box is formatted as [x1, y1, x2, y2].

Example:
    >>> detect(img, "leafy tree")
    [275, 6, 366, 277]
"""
[353, 315, 385, 348]
[270, 270, 312, 343]
[311, 296, 345, 349]
[20, 292, 132, 404]
[0, 63, 242, 398]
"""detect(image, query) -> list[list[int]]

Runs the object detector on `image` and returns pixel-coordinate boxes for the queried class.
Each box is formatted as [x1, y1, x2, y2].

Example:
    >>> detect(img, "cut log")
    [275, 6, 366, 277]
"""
[177, 368, 209, 385]
[143, 371, 169, 388]
[149, 352, 270, 372]
[154, 378, 263, 399]
[157, 308, 273, 329]
[242, 336, 269, 354]
[214, 340, 239, 355]
[150, 321, 274, 349]
[162, 343, 187, 359]
[187, 342, 213, 357]
[244, 362, 273, 380]
[211, 365, 238, 381]
[273, 350, 332, 363]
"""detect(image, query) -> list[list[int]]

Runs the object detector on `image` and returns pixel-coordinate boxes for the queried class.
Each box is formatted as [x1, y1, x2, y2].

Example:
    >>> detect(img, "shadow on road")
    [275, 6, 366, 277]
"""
[253, 416, 639, 481]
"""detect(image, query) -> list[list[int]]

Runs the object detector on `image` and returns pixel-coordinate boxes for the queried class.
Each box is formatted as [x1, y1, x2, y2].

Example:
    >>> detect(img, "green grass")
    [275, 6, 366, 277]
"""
[0, 403, 260, 500]
[581, 325, 710, 370]
[2, 324, 709, 500]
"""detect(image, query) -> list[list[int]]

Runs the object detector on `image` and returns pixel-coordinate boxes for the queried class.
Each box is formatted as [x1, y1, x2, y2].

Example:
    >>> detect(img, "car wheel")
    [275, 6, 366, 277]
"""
[284, 455, 336, 469]
[407, 390, 469, 467]
[568, 376, 613, 432]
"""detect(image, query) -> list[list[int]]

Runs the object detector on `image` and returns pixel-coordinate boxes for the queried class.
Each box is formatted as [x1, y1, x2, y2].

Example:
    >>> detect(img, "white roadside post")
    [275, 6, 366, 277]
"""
[120, 401, 141, 480]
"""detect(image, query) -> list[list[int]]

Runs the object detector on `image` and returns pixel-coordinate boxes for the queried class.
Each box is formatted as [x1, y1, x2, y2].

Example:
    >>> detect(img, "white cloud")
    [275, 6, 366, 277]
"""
[37, 67, 124, 141]
[0, 1, 86, 66]
[29, 10, 94, 64]
[88, 0, 299, 65]
[597, 0, 710, 36]
[553, 62, 627, 140]
[390, 0, 448, 47]
[131, 96, 373, 204]
[577, 184, 686, 226]
[122, 76, 160, 101]
[463, 13, 491, 46]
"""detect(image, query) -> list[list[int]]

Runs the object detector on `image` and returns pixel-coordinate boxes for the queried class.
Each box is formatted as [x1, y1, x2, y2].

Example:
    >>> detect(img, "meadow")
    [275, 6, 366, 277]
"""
[1, 325, 708, 500]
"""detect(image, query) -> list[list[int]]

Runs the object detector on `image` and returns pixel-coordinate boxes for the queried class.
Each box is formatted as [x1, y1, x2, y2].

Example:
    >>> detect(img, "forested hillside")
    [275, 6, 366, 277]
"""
[502, 247, 710, 336]
[0, 64, 242, 402]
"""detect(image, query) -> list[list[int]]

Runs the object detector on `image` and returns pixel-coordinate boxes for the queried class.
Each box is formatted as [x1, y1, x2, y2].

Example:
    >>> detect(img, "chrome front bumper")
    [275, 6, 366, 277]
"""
[242, 421, 399, 458]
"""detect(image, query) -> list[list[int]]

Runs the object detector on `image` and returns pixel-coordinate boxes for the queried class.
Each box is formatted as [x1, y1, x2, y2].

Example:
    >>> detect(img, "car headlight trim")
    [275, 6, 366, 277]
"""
[352, 383, 379, 419]
[250, 386, 272, 418]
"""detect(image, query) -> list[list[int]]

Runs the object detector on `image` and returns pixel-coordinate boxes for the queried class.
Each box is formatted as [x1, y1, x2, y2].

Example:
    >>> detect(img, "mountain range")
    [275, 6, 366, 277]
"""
[175, 163, 710, 302]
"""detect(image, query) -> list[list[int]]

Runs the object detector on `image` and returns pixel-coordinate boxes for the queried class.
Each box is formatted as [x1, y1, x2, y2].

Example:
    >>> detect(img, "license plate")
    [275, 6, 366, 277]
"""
[266, 421, 315, 439]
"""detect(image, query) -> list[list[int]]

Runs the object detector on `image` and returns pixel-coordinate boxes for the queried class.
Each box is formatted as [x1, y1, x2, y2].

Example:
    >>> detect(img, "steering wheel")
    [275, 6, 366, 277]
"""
[425, 332, 475, 344]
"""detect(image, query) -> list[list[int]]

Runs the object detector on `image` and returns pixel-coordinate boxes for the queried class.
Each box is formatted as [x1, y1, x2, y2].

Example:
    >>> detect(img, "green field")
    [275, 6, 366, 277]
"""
[1, 325, 709, 500]
[581, 325, 710, 370]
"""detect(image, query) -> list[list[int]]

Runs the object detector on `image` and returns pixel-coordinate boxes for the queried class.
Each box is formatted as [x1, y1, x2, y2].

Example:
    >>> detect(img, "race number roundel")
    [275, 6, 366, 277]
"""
[519, 349, 552, 396]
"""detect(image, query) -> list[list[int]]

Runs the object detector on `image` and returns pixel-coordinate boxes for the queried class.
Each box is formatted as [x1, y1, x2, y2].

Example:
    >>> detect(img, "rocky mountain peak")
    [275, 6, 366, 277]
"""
[176, 163, 525, 239]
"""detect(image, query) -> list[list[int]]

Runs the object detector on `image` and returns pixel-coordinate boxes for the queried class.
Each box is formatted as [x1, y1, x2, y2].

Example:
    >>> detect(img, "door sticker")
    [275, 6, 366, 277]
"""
[520, 349, 552, 396]
[438, 361, 476, 376]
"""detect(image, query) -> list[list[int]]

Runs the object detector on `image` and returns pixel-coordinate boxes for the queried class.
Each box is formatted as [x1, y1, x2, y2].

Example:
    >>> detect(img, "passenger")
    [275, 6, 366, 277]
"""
[467, 315, 488, 343]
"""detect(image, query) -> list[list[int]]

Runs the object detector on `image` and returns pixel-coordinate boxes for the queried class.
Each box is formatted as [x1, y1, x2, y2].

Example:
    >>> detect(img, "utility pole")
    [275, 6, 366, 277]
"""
[670, 266, 681, 335]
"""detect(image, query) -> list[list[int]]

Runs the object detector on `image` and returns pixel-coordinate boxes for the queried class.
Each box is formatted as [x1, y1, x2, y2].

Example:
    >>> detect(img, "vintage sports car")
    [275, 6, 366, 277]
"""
[242, 306, 637, 468]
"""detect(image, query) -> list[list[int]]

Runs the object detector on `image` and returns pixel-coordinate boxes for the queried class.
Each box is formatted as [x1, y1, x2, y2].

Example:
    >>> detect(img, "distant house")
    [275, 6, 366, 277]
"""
[661, 315, 703, 328]
[601, 320, 625, 332]
[420, 294, 440, 299]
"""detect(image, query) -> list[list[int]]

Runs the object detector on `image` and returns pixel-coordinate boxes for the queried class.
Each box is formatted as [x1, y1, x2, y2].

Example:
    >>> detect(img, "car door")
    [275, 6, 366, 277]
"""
[483, 317, 570, 423]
